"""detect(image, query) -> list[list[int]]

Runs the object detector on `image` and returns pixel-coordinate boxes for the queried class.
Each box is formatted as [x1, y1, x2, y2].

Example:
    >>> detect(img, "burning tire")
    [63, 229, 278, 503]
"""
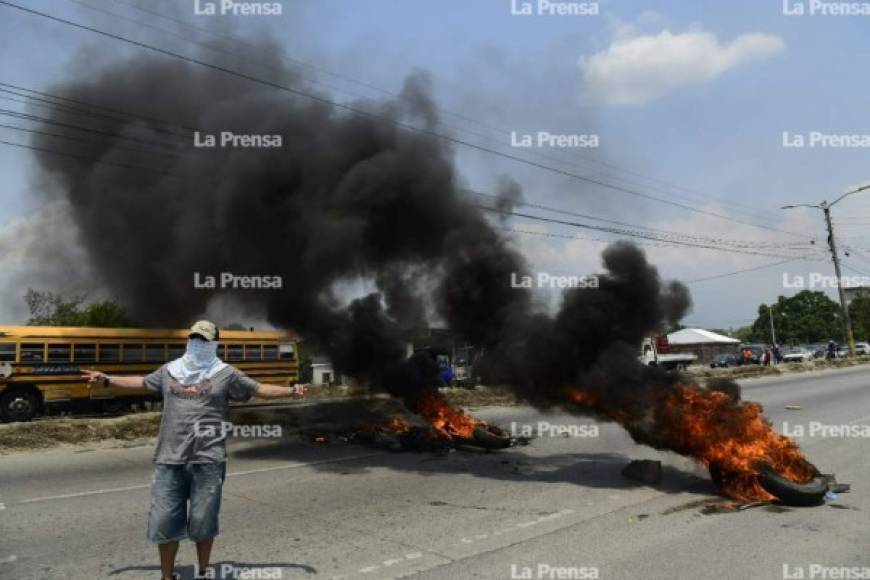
[756, 464, 828, 507]
[708, 463, 827, 506]
[471, 425, 512, 449]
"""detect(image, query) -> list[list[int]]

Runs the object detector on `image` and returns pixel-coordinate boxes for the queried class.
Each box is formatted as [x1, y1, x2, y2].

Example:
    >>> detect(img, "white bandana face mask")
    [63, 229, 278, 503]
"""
[167, 338, 227, 384]
[186, 338, 218, 368]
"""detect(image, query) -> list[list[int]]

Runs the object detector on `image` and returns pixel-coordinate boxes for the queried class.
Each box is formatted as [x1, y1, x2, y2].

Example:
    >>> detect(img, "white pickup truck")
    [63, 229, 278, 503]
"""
[640, 336, 697, 371]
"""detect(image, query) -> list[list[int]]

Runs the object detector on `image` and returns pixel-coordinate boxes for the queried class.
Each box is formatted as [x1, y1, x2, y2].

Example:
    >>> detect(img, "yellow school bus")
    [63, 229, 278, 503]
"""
[0, 326, 300, 422]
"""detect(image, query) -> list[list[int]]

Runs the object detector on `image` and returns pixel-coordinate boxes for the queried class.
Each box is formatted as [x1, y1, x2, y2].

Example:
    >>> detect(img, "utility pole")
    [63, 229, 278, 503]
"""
[823, 205, 856, 356]
[782, 183, 870, 357]
[768, 304, 777, 346]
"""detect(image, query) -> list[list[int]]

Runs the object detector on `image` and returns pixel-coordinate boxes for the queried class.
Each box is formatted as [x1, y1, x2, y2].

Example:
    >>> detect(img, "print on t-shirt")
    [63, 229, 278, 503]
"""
[168, 377, 213, 399]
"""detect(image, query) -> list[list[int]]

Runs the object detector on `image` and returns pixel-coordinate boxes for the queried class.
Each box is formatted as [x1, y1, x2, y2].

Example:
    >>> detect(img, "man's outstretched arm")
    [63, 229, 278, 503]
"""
[253, 383, 307, 399]
[81, 369, 145, 389]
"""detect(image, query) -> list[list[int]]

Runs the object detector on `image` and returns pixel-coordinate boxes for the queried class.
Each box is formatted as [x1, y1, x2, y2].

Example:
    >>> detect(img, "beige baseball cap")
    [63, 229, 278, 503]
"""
[188, 320, 219, 341]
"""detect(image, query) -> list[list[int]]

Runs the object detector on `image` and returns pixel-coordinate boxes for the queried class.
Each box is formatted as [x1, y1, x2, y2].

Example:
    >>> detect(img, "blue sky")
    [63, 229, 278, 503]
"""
[1, 0, 869, 330]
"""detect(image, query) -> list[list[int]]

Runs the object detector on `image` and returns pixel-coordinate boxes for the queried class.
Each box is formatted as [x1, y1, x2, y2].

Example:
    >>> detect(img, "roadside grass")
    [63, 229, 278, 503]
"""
[693, 357, 870, 381]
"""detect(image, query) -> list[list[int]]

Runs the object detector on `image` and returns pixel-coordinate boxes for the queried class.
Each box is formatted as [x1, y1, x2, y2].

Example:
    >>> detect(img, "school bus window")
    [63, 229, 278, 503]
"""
[0, 343, 15, 362]
[74, 343, 96, 363]
[227, 344, 243, 361]
[263, 345, 278, 361]
[168, 344, 185, 360]
[245, 345, 262, 361]
[145, 344, 165, 362]
[47, 344, 72, 362]
[123, 344, 144, 362]
[21, 343, 46, 363]
[279, 344, 295, 361]
[99, 344, 121, 362]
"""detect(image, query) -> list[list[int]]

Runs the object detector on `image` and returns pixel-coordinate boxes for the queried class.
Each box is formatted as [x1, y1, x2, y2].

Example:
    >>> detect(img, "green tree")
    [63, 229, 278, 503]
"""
[78, 301, 134, 327]
[751, 290, 841, 345]
[849, 295, 870, 342]
[25, 289, 133, 327]
[732, 325, 754, 343]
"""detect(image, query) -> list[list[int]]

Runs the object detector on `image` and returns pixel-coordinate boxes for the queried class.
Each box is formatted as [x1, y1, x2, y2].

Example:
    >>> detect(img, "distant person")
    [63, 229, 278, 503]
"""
[83, 321, 306, 580]
[827, 340, 837, 360]
[762, 348, 771, 367]
[439, 362, 454, 386]
[772, 343, 782, 365]
[741, 347, 752, 366]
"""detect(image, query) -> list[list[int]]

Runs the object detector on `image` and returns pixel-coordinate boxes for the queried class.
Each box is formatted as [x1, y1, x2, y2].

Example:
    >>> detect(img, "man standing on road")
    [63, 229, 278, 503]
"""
[82, 320, 306, 580]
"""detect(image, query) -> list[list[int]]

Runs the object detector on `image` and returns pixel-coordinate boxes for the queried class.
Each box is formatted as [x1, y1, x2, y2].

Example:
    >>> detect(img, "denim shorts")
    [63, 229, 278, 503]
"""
[147, 463, 226, 543]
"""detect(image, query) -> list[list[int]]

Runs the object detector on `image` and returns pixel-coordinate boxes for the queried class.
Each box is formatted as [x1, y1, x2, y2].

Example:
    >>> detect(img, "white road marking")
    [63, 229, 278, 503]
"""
[383, 559, 403, 566]
[0, 555, 17, 564]
[17, 452, 383, 504]
[359, 565, 380, 573]
[19, 483, 150, 504]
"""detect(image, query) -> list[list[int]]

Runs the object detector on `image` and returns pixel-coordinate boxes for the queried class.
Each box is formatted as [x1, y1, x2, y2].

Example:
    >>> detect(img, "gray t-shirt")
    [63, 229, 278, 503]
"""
[144, 364, 259, 464]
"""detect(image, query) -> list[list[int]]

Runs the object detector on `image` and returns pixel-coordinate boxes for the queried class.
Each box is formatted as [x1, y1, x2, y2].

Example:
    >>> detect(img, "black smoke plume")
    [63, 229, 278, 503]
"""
[30, 41, 692, 420]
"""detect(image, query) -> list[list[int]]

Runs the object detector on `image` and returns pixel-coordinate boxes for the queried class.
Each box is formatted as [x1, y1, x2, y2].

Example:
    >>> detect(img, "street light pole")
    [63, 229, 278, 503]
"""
[781, 183, 870, 358]
[822, 204, 856, 357]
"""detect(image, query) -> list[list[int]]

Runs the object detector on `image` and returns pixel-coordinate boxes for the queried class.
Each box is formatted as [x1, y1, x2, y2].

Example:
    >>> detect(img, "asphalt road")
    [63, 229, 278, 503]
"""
[2, 366, 869, 580]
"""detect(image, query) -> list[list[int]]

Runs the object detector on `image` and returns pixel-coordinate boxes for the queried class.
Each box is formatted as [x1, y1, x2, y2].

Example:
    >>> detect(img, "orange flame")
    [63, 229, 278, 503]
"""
[566, 384, 815, 502]
[380, 391, 488, 440]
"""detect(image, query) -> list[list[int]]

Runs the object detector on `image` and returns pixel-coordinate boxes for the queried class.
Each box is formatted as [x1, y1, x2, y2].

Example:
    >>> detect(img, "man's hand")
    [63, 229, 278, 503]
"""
[81, 369, 109, 388]
[291, 383, 307, 398]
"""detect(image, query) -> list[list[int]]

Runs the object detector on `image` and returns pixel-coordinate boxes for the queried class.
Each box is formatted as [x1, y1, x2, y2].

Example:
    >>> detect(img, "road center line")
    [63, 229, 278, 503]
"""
[16, 452, 383, 504]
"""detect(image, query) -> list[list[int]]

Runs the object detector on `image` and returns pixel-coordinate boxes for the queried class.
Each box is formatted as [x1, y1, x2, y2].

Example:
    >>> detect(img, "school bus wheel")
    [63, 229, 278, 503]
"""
[0, 386, 42, 422]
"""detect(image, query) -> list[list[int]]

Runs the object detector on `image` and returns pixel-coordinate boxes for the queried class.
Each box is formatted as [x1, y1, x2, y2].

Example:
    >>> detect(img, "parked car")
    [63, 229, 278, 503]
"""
[809, 343, 827, 359]
[855, 342, 870, 356]
[710, 353, 739, 368]
[836, 344, 850, 358]
[782, 347, 813, 363]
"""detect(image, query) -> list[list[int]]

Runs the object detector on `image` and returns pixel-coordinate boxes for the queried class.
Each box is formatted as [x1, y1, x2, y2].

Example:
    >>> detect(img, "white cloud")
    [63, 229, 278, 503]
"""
[579, 27, 785, 105]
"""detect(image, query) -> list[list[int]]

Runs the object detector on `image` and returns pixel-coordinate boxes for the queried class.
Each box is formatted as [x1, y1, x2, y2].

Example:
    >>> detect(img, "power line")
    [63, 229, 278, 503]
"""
[0, 107, 182, 150]
[0, 123, 177, 159]
[0, 83, 192, 137]
[100, 0, 798, 228]
[470, 189, 819, 250]
[0, 81, 828, 257]
[4, 80, 818, 254]
[0, 0, 815, 241]
[0, 138, 178, 176]
[476, 204, 821, 260]
[683, 259, 801, 284]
